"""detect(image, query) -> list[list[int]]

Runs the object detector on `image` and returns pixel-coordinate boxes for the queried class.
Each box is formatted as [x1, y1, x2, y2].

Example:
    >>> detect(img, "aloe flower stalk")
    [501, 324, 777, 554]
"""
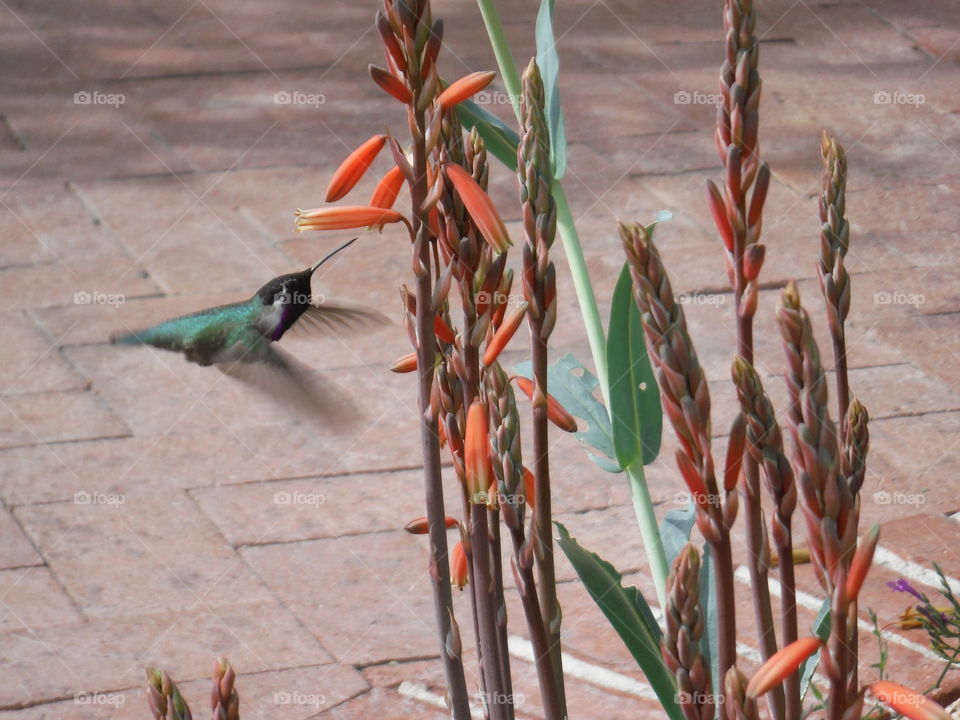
[374, 2, 471, 714]
[145, 668, 193, 720]
[817, 133, 852, 428]
[211, 657, 239, 720]
[620, 220, 738, 684]
[707, 2, 783, 714]
[485, 362, 563, 720]
[731, 356, 800, 711]
[777, 282, 857, 720]
[662, 544, 714, 720]
[517, 57, 565, 717]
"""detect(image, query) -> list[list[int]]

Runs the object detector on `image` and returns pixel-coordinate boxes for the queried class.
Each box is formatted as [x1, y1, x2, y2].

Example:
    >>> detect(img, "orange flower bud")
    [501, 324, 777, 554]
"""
[451, 540, 469, 589]
[871, 682, 951, 720]
[746, 637, 822, 699]
[464, 401, 492, 503]
[369, 64, 412, 103]
[295, 205, 404, 232]
[706, 179, 734, 252]
[522, 466, 535, 508]
[404, 516, 458, 534]
[389, 352, 418, 373]
[444, 164, 511, 253]
[435, 314, 456, 345]
[513, 376, 578, 433]
[846, 523, 880, 602]
[483, 302, 528, 367]
[325, 134, 387, 203]
[370, 165, 406, 210]
[436, 70, 496, 109]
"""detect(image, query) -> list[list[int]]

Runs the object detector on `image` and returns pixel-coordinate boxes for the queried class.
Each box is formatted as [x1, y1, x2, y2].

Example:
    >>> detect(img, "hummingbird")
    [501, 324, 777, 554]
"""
[112, 238, 385, 423]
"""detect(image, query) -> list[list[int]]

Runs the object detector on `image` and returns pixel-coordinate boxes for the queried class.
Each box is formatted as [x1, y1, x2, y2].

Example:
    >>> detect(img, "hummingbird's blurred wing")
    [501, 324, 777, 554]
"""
[215, 343, 359, 428]
[290, 302, 389, 338]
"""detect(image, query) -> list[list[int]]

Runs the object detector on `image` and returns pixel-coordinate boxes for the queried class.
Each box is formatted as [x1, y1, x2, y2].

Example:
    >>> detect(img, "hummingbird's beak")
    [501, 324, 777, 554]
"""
[309, 237, 358, 275]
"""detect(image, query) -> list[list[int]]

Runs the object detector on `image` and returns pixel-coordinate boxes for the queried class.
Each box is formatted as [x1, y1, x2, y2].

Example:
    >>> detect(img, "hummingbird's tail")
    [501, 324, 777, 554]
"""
[310, 237, 358, 275]
[110, 331, 142, 345]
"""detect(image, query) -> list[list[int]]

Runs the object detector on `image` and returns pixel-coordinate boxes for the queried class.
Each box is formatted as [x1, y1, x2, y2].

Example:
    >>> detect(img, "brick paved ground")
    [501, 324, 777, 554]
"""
[1, 0, 959, 717]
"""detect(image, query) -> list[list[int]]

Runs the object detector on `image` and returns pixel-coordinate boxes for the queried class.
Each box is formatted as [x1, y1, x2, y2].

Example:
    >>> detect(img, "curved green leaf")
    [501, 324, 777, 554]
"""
[556, 522, 683, 720]
[514, 353, 620, 472]
[535, 0, 566, 179]
[607, 262, 662, 468]
[660, 503, 696, 569]
[801, 599, 831, 700]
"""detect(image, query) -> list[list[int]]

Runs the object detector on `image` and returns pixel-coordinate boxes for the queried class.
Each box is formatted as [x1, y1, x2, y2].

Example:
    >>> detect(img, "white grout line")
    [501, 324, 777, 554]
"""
[507, 635, 660, 700]
[873, 545, 960, 596]
[397, 681, 485, 720]
[735, 565, 943, 662]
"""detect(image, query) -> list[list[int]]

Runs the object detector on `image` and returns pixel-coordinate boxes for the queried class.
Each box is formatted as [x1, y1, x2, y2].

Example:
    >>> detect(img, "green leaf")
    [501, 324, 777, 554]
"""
[535, 0, 567, 179]
[607, 263, 662, 468]
[456, 99, 520, 172]
[660, 503, 696, 570]
[514, 353, 620, 472]
[800, 598, 831, 700]
[556, 522, 683, 720]
[699, 543, 718, 700]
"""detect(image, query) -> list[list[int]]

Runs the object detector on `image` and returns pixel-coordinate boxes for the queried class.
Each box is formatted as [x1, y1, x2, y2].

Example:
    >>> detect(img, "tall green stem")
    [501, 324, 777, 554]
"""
[475, 0, 668, 608]
[476, 0, 523, 122]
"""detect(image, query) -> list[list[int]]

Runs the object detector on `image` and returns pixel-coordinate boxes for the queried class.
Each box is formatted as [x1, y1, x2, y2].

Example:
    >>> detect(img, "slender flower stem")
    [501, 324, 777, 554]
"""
[471, 501, 509, 720]
[519, 61, 566, 715]
[474, 3, 672, 620]
[402, 8, 470, 713]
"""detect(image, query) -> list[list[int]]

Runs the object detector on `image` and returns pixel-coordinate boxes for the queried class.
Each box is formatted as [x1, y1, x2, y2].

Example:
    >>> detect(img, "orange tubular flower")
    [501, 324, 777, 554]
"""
[389, 352, 418, 373]
[871, 682, 951, 720]
[464, 401, 492, 503]
[513, 376, 578, 433]
[451, 541, 469, 589]
[522, 466, 535, 508]
[435, 314, 456, 345]
[325, 134, 388, 202]
[846, 522, 880, 602]
[444, 164, 511, 253]
[746, 637, 823, 699]
[369, 64, 412, 103]
[404, 516, 458, 535]
[436, 70, 497, 109]
[483, 301, 528, 367]
[370, 165, 406, 210]
[295, 205, 404, 232]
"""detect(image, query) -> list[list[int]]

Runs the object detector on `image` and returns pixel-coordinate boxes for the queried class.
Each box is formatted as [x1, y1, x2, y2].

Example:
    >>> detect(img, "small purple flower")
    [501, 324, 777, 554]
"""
[886, 578, 924, 601]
